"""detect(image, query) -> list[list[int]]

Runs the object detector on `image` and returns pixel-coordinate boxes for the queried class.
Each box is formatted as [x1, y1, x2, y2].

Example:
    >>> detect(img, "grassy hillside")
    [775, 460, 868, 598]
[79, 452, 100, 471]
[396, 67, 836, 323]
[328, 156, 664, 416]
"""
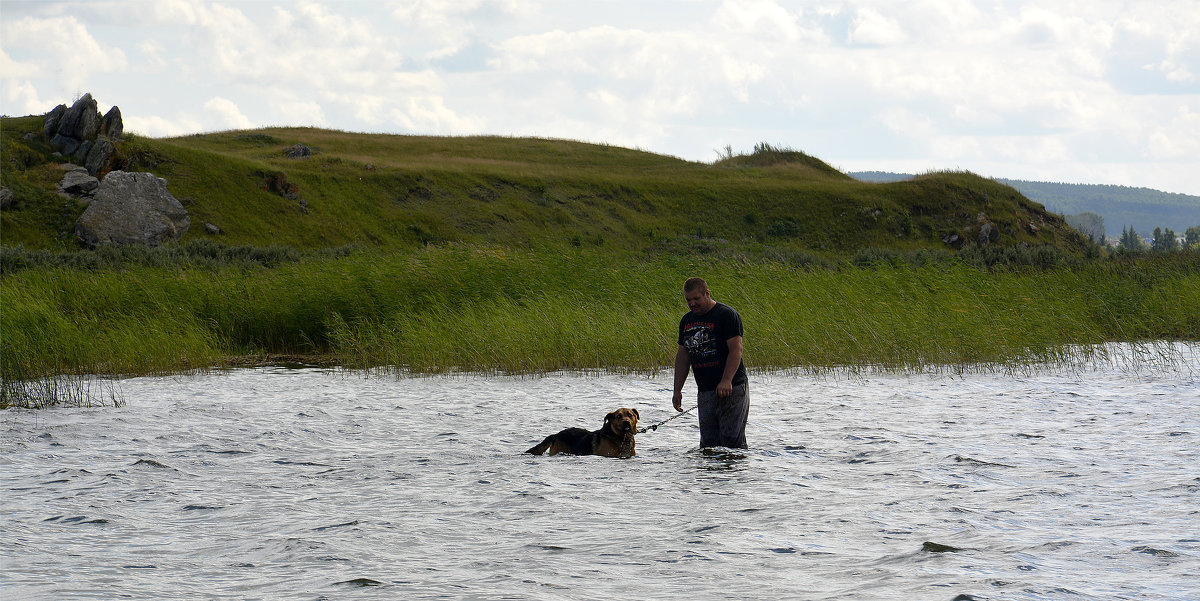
[2, 116, 1091, 257]
[999, 179, 1200, 241]
[852, 171, 1200, 240]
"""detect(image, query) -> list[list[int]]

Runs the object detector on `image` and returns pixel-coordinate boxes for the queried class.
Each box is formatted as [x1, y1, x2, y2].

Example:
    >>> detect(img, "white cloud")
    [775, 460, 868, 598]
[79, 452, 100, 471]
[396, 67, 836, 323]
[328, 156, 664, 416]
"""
[1146, 105, 1200, 159]
[271, 98, 328, 128]
[847, 7, 908, 46]
[0, 48, 37, 80]
[387, 95, 482, 133]
[138, 39, 168, 72]
[124, 113, 205, 137]
[0, 15, 129, 84]
[203, 97, 254, 129]
[3, 80, 47, 116]
[711, 0, 813, 44]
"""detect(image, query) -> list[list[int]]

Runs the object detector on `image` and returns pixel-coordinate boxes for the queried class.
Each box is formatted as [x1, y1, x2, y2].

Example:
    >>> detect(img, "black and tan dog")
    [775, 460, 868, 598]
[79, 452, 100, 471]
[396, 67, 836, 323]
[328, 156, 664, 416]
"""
[525, 408, 640, 458]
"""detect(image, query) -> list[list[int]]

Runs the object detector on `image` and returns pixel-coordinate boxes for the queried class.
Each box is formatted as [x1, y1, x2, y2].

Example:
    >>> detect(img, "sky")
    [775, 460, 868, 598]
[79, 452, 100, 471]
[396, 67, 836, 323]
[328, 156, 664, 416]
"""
[3, 0, 1199, 195]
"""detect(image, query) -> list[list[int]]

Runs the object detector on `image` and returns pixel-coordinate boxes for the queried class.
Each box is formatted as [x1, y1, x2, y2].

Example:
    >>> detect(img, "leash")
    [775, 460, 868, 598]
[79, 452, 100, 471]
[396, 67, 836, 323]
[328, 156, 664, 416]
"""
[637, 404, 698, 434]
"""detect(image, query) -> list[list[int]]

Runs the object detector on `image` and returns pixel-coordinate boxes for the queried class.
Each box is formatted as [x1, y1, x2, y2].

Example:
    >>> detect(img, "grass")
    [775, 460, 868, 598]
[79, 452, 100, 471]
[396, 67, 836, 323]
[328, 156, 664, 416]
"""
[3, 244, 1196, 407]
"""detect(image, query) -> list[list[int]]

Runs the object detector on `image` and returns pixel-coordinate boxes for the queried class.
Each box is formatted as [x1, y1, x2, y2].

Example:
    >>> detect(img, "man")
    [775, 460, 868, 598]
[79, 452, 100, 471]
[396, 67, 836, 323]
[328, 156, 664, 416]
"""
[672, 277, 749, 449]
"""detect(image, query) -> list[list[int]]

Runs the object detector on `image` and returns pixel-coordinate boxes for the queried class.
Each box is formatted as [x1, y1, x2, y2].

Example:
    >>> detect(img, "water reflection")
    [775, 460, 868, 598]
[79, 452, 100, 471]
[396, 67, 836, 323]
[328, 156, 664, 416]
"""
[692, 447, 751, 471]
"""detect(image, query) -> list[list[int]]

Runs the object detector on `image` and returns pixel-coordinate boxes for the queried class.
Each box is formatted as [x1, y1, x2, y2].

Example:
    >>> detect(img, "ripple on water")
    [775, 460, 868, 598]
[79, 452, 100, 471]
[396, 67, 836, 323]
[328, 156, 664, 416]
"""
[2, 344, 1198, 600]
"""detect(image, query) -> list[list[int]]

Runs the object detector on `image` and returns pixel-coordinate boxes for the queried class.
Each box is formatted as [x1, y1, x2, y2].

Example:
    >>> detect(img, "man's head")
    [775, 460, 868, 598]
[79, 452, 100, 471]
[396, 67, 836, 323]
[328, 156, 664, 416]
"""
[683, 277, 716, 315]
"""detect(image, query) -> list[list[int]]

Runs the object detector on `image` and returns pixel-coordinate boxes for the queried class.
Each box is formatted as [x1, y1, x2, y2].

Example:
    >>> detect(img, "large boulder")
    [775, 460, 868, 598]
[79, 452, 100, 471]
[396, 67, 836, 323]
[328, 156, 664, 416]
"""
[75, 171, 190, 247]
[59, 167, 100, 197]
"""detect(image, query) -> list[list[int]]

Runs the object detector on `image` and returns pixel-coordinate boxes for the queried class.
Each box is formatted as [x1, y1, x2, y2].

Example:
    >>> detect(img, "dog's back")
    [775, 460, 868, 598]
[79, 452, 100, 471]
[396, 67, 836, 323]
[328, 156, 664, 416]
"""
[525, 427, 594, 456]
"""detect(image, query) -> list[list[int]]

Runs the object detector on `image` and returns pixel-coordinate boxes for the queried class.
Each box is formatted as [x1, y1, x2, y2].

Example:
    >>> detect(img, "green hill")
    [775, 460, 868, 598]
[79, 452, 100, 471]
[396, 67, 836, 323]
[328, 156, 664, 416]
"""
[852, 171, 1200, 240]
[998, 179, 1200, 241]
[2, 115, 1090, 257]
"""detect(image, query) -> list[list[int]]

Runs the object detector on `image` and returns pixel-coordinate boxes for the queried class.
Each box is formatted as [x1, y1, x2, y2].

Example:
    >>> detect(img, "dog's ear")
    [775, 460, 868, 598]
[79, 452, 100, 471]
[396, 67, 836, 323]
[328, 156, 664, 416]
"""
[631, 408, 639, 419]
[604, 411, 617, 425]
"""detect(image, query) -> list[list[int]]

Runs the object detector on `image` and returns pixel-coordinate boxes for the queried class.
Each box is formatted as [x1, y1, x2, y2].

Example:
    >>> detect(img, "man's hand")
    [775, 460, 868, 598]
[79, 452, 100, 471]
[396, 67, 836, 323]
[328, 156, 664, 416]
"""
[716, 379, 733, 398]
[672, 390, 683, 411]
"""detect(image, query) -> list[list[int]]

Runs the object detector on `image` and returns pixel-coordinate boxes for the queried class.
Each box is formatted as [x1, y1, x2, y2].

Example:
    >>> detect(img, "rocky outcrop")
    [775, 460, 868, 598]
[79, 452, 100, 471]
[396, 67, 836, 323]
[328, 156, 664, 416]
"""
[49, 94, 100, 156]
[74, 171, 190, 248]
[43, 93, 123, 177]
[284, 143, 314, 159]
[0, 187, 14, 210]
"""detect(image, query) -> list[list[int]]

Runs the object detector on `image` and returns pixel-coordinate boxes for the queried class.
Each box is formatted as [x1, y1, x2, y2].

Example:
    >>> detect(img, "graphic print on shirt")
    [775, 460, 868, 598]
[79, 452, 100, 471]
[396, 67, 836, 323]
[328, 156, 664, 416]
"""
[682, 322, 719, 368]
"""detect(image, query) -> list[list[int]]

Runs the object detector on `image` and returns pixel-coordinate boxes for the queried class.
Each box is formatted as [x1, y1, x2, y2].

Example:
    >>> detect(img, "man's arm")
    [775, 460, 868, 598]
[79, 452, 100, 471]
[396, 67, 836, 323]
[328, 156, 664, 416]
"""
[716, 335, 743, 398]
[672, 344, 690, 411]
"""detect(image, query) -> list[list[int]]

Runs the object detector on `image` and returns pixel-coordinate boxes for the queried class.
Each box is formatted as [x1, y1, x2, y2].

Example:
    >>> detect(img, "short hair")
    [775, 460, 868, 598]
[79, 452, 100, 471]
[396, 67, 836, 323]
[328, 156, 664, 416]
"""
[683, 277, 709, 293]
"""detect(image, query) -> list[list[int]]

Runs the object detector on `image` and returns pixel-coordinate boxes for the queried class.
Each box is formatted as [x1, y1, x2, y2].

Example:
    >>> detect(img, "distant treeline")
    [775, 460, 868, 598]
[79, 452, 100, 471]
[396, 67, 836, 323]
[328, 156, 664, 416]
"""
[851, 172, 1200, 240]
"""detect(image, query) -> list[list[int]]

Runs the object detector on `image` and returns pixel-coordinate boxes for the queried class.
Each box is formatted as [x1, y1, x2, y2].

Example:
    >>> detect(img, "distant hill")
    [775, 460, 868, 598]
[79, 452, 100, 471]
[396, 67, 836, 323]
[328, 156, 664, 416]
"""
[851, 172, 1200, 240]
[1, 113, 1091, 256]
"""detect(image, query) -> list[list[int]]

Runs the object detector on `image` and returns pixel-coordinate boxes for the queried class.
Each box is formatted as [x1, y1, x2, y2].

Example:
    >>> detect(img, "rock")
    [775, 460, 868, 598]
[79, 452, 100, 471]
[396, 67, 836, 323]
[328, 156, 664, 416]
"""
[261, 171, 300, 199]
[51, 94, 101, 157]
[204, 222, 222, 235]
[101, 106, 123, 140]
[0, 186, 14, 210]
[43, 104, 67, 138]
[74, 171, 190, 248]
[58, 169, 100, 196]
[50, 133, 83, 157]
[85, 137, 116, 177]
[284, 143, 314, 159]
[979, 222, 997, 245]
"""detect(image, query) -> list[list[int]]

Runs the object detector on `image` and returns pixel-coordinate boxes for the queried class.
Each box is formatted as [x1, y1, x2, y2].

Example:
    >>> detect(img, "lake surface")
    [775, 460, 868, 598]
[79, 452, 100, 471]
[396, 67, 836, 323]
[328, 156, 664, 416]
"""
[2, 343, 1198, 600]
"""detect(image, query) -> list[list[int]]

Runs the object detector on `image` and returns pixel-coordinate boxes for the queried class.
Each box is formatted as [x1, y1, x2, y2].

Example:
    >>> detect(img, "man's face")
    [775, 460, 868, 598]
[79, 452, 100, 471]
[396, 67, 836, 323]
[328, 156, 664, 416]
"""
[685, 288, 713, 315]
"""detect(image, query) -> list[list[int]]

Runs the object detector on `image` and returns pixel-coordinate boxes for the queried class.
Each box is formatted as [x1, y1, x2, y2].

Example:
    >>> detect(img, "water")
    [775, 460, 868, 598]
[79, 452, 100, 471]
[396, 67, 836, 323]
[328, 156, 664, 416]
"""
[2, 344, 1198, 600]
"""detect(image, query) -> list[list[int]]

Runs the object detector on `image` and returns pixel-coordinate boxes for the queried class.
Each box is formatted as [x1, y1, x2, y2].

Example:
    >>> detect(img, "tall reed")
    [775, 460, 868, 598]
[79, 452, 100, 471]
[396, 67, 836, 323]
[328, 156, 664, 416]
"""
[3, 245, 1197, 407]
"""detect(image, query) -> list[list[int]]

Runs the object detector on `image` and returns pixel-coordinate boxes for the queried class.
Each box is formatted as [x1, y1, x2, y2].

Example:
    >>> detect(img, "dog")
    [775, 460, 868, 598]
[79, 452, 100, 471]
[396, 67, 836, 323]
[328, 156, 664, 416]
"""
[525, 408, 640, 458]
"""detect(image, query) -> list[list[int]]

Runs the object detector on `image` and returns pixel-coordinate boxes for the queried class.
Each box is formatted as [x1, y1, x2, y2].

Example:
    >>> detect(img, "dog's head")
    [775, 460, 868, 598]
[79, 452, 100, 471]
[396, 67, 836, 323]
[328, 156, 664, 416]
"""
[604, 408, 640, 436]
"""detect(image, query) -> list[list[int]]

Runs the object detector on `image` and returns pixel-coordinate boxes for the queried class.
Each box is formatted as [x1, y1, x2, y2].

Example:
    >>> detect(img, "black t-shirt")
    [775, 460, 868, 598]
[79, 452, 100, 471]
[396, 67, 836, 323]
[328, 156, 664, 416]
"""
[678, 301, 747, 392]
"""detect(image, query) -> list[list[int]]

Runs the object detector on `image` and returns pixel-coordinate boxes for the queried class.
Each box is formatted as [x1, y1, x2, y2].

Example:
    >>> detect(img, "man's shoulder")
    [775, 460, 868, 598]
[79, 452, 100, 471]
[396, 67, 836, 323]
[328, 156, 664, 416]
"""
[713, 302, 741, 317]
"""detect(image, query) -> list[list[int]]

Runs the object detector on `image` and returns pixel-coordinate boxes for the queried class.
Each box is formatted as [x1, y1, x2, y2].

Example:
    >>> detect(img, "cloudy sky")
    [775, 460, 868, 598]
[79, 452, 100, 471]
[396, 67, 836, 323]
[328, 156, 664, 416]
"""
[3, 0, 1198, 194]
